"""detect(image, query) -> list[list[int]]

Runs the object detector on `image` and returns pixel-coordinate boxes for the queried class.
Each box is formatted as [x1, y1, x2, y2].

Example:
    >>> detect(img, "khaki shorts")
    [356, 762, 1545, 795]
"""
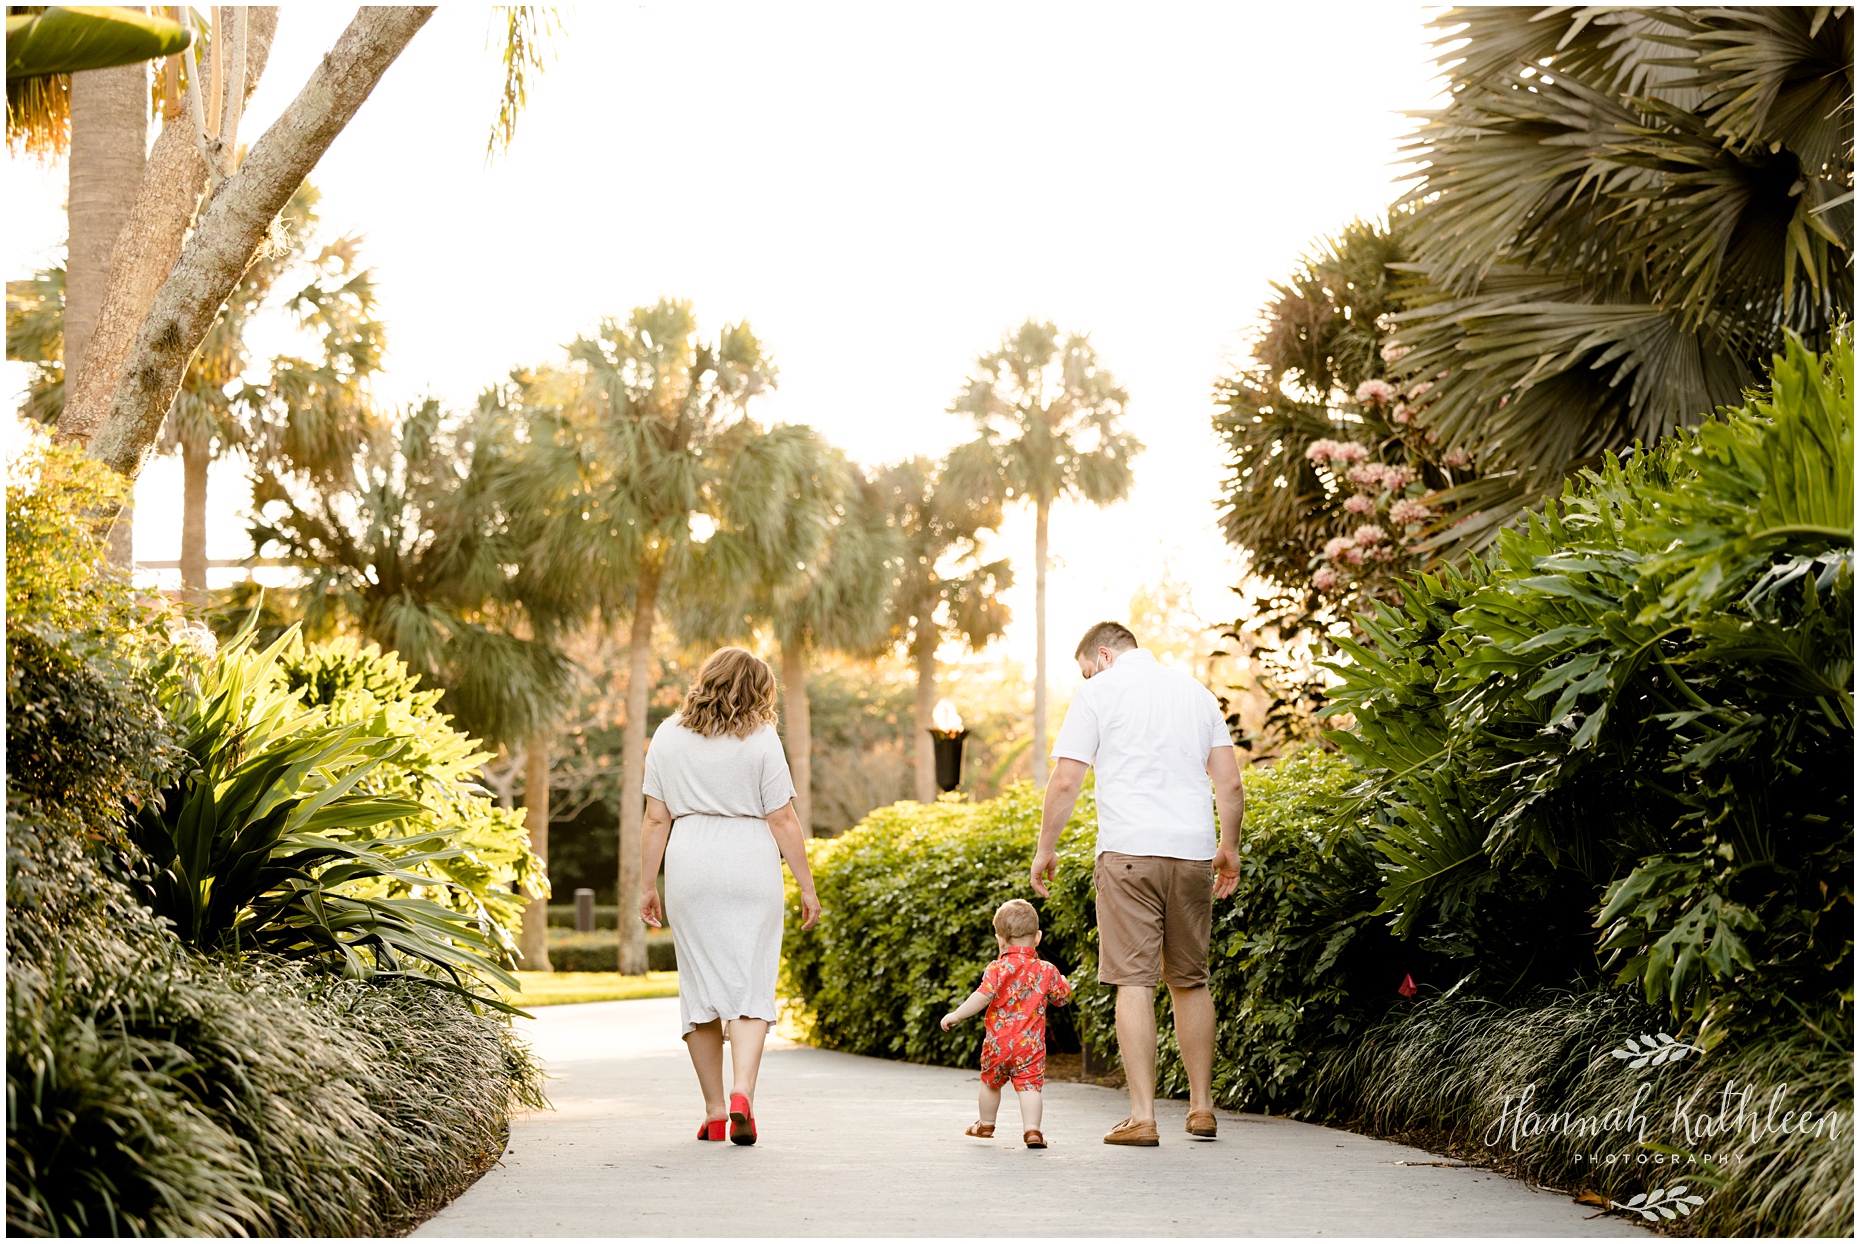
[1094, 851, 1214, 988]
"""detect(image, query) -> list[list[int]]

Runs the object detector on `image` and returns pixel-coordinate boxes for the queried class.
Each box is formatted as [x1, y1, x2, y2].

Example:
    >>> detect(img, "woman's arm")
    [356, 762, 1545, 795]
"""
[765, 801, 822, 930]
[638, 796, 674, 928]
[940, 989, 991, 1030]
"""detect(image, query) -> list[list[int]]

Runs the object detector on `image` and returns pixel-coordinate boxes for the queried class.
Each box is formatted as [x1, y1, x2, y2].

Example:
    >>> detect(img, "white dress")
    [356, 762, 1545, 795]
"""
[642, 717, 797, 1037]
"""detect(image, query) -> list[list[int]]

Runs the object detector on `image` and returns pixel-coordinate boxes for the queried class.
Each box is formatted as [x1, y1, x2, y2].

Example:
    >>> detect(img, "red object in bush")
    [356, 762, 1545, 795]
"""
[1397, 973, 1417, 998]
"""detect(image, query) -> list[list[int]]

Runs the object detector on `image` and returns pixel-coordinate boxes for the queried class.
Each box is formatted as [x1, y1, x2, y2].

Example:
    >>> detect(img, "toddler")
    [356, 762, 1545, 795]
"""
[940, 898, 1072, 1149]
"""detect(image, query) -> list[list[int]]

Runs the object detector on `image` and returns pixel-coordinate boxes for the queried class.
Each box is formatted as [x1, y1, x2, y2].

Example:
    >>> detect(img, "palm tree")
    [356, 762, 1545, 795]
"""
[946, 321, 1140, 785]
[683, 443, 900, 833]
[1390, 6, 1853, 556]
[507, 300, 782, 975]
[252, 397, 572, 747]
[877, 456, 1013, 801]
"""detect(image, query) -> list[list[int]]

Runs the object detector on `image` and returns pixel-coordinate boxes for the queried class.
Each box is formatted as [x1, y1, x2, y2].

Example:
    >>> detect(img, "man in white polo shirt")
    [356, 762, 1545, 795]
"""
[1030, 620, 1244, 1147]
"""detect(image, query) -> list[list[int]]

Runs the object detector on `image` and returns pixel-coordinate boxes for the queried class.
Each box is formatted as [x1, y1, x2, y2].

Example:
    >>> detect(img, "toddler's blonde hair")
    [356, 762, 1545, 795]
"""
[993, 898, 1040, 941]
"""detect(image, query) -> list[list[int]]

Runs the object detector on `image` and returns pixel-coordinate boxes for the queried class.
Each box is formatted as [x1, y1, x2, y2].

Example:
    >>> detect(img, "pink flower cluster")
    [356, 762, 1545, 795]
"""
[1380, 341, 1411, 364]
[1441, 447, 1471, 469]
[1322, 534, 1363, 566]
[1347, 462, 1413, 492]
[1389, 497, 1433, 526]
[1343, 493, 1377, 514]
[1307, 438, 1369, 465]
[1354, 378, 1397, 407]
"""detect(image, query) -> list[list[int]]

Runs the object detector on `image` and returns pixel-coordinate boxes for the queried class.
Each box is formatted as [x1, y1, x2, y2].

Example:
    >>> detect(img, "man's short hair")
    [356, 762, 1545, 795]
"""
[1074, 621, 1138, 660]
[993, 898, 1041, 940]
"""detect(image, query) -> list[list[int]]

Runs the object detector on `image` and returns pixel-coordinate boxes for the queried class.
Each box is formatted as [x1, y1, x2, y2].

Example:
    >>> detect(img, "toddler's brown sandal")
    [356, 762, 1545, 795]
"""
[964, 1121, 995, 1138]
[1023, 1129, 1047, 1149]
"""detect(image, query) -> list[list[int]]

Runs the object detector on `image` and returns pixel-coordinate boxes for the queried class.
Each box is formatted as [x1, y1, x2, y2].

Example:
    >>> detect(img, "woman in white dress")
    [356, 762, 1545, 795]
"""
[638, 647, 822, 1146]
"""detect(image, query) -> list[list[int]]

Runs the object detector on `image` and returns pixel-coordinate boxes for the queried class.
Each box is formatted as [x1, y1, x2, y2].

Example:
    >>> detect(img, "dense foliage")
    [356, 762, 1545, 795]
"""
[1329, 333, 1853, 1033]
[253, 397, 573, 749]
[6, 445, 544, 1236]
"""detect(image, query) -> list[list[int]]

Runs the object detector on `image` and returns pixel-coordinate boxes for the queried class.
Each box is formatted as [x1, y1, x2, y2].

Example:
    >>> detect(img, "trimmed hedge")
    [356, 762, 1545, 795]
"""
[783, 750, 1401, 1113]
[546, 928, 677, 973]
[783, 785, 1095, 1068]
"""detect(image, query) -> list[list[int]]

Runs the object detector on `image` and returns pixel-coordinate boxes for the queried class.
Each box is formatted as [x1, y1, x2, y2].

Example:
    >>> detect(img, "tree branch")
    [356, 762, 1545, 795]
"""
[86, 6, 436, 479]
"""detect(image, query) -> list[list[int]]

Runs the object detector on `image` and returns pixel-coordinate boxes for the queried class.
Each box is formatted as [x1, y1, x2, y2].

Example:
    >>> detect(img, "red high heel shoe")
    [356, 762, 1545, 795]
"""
[696, 1117, 726, 1141]
[728, 1093, 757, 1146]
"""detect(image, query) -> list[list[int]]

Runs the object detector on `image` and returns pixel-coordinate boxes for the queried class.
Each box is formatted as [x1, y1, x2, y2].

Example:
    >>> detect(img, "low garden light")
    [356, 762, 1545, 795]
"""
[929, 699, 968, 794]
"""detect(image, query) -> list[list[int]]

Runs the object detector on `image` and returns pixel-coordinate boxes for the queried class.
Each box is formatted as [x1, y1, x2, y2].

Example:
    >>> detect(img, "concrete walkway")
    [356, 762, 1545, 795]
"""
[416, 997, 1643, 1238]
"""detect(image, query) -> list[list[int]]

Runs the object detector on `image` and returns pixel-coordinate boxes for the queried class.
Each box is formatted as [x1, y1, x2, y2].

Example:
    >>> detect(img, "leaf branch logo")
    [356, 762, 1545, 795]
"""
[1611, 1185, 1706, 1221]
[1610, 1033, 1704, 1069]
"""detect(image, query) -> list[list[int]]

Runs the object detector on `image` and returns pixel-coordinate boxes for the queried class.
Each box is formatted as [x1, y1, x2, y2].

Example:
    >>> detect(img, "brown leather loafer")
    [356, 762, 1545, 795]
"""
[1103, 1117, 1160, 1146]
[1023, 1129, 1047, 1149]
[1186, 1109, 1218, 1139]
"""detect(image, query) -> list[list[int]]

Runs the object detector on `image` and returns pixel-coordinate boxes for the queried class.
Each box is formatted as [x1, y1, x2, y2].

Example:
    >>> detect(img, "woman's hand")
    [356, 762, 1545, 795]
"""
[640, 885, 664, 929]
[798, 887, 822, 931]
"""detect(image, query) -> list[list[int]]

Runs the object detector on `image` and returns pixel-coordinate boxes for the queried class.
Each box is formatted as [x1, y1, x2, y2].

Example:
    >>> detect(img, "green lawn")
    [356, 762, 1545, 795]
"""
[501, 971, 679, 1007]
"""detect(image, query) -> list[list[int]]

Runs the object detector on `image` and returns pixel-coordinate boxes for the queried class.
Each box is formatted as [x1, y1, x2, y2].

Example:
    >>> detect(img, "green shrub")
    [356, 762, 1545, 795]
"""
[279, 635, 544, 943]
[5, 444, 544, 1236]
[1157, 750, 1402, 1112]
[783, 786, 1095, 1065]
[1328, 331, 1854, 1031]
[127, 627, 518, 990]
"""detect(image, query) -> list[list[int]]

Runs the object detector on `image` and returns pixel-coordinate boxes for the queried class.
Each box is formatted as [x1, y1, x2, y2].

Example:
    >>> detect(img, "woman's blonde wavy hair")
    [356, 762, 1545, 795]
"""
[676, 647, 779, 739]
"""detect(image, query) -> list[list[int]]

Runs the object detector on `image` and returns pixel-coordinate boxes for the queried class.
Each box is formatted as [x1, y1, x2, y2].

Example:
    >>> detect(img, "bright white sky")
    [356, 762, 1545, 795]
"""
[5, 3, 1448, 692]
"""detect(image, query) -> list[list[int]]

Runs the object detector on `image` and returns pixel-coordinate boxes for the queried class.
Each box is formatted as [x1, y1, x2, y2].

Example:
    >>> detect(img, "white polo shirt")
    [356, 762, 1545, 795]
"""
[1050, 648, 1229, 861]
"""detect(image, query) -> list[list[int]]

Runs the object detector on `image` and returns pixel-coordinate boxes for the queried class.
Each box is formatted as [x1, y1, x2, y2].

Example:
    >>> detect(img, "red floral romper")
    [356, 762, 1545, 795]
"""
[977, 945, 1072, 1091]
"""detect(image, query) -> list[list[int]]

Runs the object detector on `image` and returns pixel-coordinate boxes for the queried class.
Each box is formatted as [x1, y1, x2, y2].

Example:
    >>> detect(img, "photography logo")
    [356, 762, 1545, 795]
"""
[1481, 1030, 1848, 1223]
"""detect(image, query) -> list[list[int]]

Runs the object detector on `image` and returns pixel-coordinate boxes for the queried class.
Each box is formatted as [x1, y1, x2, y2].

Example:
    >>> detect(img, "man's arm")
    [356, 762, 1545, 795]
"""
[1207, 744, 1245, 899]
[1031, 757, 1090, 897]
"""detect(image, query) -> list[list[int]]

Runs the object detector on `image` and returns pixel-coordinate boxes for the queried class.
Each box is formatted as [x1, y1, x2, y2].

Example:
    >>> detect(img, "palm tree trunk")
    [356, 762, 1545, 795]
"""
[67, 59, 147, 567]
[779, 635, 813, 835]
[519, 734, 553, 972]
[59, 9, 279, 447]
[65, 62, 147, 387]
[181, 436, 209, 605]
[1033, 496, 1050, 787]
[86, 6, 435, 481]
[616, 565, 658, 976]
[913, 630, 937, 803]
